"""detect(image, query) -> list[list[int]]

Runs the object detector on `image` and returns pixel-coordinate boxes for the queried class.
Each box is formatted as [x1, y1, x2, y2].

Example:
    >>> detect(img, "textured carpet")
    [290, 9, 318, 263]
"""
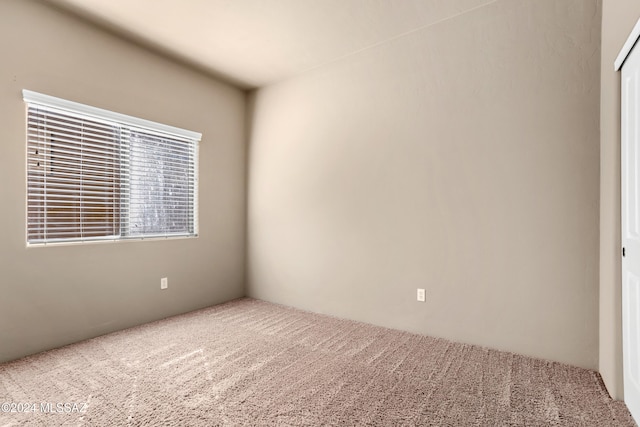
[0, 298, 635, 426]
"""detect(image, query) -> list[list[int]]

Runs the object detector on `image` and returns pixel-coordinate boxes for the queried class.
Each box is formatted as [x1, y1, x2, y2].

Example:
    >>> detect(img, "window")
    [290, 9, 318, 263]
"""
[24, 90, 201, 245]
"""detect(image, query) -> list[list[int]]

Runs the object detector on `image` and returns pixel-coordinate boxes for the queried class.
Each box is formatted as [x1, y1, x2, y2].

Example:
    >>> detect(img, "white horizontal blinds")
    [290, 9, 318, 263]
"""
[122, 128, 197, 237]
[27, 105, 121, 243]
[24, 90, 201, 245]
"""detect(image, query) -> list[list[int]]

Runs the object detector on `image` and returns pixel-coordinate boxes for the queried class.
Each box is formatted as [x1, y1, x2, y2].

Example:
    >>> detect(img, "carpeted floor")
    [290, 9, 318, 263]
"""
[0, 298, 636, 426]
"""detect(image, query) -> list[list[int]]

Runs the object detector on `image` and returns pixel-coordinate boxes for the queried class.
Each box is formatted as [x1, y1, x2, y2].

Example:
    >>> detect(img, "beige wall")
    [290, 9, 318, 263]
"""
[600, 0, 640, 401]
[247, 0, 601, 369]
[0, 0, 246, 363]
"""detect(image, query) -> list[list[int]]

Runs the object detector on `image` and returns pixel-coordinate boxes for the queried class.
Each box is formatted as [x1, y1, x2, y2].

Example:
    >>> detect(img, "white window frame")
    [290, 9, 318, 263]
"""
[24, 90, 201, 246]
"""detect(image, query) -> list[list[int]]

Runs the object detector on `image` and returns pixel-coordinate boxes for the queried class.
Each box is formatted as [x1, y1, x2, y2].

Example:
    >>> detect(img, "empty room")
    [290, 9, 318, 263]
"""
[0, 0, 639, 425]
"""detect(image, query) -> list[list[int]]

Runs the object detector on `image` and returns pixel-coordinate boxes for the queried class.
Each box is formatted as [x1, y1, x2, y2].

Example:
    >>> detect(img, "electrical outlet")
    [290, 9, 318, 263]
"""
[161, 277, 168, 290]
[417, 288, 425, 302]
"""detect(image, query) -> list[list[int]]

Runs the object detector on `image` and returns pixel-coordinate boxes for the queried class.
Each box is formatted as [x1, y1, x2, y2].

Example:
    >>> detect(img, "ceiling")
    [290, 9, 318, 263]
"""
[49, 0, 493, 89]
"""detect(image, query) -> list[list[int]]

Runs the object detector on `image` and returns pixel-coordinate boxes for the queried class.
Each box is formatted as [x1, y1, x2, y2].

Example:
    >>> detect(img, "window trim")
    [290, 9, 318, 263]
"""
[23, 90, 202, 247]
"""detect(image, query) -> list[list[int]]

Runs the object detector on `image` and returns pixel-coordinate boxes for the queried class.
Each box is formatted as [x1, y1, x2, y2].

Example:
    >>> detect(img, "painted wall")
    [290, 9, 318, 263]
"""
[247, 0, 601, 369]
[600, 0, 640, 401]
[0, 0, 246, 363]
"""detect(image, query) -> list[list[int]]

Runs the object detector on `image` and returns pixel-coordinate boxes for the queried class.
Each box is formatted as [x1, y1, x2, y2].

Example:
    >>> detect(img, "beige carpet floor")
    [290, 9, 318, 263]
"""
[0, 298, 636, 426]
